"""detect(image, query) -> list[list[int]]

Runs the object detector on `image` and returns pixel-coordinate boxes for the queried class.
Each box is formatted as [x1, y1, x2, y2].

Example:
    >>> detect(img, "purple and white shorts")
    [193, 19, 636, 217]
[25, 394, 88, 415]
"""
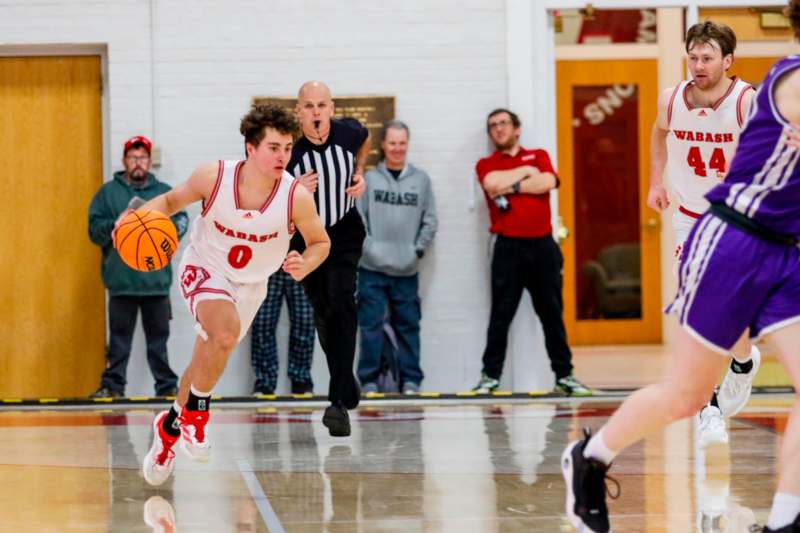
[666, 212, 800, 354]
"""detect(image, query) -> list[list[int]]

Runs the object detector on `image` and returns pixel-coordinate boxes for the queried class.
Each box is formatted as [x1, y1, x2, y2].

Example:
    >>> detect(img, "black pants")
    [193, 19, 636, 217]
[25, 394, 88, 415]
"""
[100, 295, 179, 395]
[482, 235, 573, 380]
[292, 209, 365, 407]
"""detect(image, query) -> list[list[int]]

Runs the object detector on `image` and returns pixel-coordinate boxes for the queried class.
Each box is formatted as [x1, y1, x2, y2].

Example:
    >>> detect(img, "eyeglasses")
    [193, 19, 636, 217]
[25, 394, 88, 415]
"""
[125, 155, 150, 163]
[488, 119, 513, 130]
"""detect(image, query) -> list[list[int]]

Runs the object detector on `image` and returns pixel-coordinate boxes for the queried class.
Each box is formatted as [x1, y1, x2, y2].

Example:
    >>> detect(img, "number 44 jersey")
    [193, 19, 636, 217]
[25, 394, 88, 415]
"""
[666, 77, 754, 215]
[188, 160, 299, 284]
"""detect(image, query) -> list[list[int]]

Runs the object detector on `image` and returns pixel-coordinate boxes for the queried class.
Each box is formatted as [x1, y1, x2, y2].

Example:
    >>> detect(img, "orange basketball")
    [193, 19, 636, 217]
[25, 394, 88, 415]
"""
[114, 209, 178, 272]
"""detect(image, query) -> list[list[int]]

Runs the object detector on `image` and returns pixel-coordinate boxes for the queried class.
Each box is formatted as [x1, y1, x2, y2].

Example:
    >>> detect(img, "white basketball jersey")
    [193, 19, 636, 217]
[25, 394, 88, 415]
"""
[666, 77, 753, 214]
[188, 160, 298, 284]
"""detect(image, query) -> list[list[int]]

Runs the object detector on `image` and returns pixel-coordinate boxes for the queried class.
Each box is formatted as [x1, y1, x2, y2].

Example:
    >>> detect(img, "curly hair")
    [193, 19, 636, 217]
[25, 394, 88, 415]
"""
[239, 104, 299, 147]
[685, 21, 737, 58]
[788, 0, 800, 40]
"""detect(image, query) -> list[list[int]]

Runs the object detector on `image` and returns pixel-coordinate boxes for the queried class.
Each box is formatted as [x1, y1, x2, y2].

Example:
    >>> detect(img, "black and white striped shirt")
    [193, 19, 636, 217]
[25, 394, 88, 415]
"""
[289, 117, 369, 227]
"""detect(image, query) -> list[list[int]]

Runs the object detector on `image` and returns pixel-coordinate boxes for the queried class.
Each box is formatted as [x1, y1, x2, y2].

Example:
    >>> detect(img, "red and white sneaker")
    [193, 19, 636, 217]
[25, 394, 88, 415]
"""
[142, 411, 178, 486]
[179, 409, 211, 462]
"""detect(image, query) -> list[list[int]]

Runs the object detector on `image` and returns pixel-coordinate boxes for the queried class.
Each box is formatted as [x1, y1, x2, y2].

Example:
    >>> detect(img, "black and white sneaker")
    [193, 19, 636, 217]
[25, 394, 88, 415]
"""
[322, 404, 351, 437]
[561, 428, 618, 532]
[763, 513, 800, 532]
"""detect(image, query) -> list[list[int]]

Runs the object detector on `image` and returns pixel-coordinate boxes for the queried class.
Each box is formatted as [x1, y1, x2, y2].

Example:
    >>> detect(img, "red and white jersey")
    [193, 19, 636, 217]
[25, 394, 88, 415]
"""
[666, 77, 754, 214]
[188, 160, 298, 284]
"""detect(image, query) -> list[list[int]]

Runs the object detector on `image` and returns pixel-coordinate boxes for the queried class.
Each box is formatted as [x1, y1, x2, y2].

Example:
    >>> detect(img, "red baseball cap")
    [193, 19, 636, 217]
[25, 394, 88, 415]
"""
[123, 135, 152, 155]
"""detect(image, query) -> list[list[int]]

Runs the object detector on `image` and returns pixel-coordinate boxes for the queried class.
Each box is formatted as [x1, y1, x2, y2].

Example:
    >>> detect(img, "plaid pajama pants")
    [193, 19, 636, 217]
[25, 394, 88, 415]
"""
[250, 269, 315, 391]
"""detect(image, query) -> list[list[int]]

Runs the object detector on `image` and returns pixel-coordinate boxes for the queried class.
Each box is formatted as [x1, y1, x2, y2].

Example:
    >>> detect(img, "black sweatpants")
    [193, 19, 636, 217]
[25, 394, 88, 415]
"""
[292, 209, 365, 408]
[100, 295, 179, 395]
[481, 235, 574, 381]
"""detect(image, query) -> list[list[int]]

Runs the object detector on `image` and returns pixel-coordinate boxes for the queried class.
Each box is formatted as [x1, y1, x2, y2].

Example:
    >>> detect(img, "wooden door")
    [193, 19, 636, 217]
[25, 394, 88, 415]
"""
[556, 59, 661, 345]
[0, 56, 105, 397]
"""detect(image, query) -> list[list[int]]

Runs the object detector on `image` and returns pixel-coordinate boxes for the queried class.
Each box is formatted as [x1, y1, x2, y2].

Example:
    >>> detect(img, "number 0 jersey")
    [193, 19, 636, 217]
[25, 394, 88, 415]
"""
[188, 160, 298, 284]
[666, 77, 754, 214]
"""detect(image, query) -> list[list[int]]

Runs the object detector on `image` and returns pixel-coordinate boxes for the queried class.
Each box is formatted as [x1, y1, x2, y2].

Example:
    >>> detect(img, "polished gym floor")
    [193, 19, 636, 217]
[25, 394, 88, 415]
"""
[0, 395, 791, 532]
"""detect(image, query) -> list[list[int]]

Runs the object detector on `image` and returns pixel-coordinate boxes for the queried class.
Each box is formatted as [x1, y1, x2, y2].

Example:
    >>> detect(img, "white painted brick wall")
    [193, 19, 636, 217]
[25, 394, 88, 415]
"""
[1, 0, 555, 395]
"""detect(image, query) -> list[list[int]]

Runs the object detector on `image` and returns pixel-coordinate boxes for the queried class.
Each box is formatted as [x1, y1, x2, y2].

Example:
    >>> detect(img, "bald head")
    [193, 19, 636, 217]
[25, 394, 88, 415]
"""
[298, 81, 331, 101]
[296, 81, 334, 142]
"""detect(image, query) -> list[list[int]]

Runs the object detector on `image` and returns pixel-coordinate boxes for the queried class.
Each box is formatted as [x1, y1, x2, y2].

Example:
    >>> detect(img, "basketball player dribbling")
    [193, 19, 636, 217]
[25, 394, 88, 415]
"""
[125, 104, 331, 486]
[647, 21, 759, 449]
[562, 3, 800, 530]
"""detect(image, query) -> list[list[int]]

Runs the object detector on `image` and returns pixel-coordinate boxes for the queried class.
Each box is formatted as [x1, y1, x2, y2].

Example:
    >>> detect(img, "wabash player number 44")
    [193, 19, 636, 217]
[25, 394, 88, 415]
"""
[647, 21, 761, 453]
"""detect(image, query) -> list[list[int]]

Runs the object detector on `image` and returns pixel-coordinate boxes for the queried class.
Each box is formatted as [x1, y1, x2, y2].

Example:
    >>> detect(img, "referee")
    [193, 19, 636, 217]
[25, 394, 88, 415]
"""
[290, 81, 371, 437]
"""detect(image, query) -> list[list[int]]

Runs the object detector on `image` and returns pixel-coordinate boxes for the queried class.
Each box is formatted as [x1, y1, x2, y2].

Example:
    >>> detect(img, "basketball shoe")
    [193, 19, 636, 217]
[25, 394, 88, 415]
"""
[698, 405, 729, 448]
[179, 408, 211, 462]
[718, 346, 761, 417]
[143, 495, 176, 532]
[142, 411, 178, 486]
[472, 373, 499, 393]
[561, 428, 618, 532]
[555, 375, 594, 397]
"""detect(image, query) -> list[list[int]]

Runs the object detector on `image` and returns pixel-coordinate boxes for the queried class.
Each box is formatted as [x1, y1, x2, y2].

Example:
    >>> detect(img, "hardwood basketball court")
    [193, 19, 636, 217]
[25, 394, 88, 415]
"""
[0, 395, 788, 531]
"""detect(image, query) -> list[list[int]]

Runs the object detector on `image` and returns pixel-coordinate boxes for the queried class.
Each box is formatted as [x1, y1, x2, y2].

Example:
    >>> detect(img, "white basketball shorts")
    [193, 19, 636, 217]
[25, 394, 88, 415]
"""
[177, 245, 267, 342]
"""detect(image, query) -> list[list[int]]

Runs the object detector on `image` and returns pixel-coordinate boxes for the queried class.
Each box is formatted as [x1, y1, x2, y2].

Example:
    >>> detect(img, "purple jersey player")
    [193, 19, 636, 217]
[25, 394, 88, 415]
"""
[561, 3, 800, 532]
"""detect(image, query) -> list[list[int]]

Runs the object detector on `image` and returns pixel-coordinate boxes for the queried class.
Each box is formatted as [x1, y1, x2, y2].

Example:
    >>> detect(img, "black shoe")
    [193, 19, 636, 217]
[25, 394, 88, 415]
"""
[764, 513, 800, 532]
[342, 378, 360, 410]
[90, 386, 123, 399]
[253, 386, 275, 396]
[156, 387, 178, 397]
[561, 428, 618, 533]
[322, 404, 351, 437]
[291, 380, 314, 394]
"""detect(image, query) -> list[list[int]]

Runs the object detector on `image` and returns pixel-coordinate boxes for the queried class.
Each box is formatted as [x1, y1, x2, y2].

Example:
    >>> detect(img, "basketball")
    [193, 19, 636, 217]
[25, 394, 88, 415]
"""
[114, 209, 178, 272]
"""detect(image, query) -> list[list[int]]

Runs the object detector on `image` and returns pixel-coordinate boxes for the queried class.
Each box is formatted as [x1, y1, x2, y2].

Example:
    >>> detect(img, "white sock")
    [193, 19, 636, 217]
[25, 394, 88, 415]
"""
[731, 345, 758, 364]
[190, 384, 211, 397]
[582, 428, 617, 465]
[767, 492, 800, 530]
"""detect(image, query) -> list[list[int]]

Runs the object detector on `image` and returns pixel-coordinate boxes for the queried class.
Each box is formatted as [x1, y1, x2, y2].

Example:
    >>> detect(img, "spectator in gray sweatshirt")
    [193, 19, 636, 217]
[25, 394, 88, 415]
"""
[356, 120, 438, 394]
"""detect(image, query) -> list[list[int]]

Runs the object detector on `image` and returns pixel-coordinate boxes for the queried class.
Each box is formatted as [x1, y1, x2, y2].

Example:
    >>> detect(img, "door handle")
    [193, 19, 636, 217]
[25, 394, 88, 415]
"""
[644, 217, 659, 230]
[556, 215, 570, 243]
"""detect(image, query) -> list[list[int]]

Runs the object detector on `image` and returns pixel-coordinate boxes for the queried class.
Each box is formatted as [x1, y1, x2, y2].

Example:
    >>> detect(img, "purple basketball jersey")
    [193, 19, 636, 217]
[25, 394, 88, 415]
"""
[706, 55, 800, 237]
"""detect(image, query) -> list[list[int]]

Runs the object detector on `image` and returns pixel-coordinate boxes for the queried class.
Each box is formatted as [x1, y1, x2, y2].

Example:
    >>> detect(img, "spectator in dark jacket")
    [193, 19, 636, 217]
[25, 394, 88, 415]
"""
[356, 120, 437, 394]
[88, 135, 188, 398]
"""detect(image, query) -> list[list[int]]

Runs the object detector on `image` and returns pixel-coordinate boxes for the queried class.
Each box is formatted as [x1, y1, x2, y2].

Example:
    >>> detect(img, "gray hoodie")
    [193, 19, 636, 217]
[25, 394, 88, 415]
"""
[357, 162, 438, 276]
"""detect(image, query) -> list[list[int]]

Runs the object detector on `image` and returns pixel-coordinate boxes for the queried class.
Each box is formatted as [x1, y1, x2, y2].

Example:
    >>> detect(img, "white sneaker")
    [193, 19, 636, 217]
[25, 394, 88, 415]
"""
[179, 409, 211, 462]
[698, 406, 729, 448]
[717, 346, 761, 417]
[143, 495, 176, 532]
[142, 411, 178, 486]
